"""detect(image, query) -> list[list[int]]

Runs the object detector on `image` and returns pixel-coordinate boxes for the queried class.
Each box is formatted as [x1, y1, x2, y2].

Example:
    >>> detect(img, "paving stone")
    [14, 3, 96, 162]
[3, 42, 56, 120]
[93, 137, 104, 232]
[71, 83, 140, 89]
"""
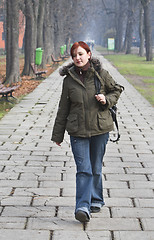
[62, 187, 76, 197]
[129, 181, 154, 189]
[0, 187, 12, 196]
[87, 231, 111, 240]
[143, 162, 154, 168]
[137, 153, 154, 159]
[105, 198, 133, 207]
[87, 218, 140, 231]
[0, 196, 32, 206]
[90, 207, 111, 218]
[10, 155, 47, 161]
[37, 173, 62, 181]
[60, 172, 76, 181]
[4, 166, 44, 173]
[19, 173, 40, 180]
[148, 173, 154, 181]
[52, 230, 88, 239]
[27, 217, 83, 231]
[110, 189, 154, 198]
[0, 154, 11, 160]
[103, 180, 128, 189]
[0, 217, 26, 229]
[112, 207, 154, 218]
[45, 166, 74, 173]
[103, 156, 121, 162]
[142, 218, 154, 230]
[0, 230, 50, 240]
[134, 198, 154, 208]
[106, 174, 147, 181]
[104, 161, 142, 168]
[103, 167, 125, 174]
[33, 196, 75, 207]
[14, 187, 59, 197]
[114, 231, 154, 240]
[39, 180, 75, 188]
[126, 167, 154, 174]
[0, 159, 27, 166]
[2, 206, 55, 217]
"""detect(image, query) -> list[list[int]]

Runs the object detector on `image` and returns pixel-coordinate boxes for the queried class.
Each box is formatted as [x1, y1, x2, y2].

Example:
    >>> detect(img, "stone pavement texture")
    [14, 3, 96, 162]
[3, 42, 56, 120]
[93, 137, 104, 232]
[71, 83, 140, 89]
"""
[0, 51, 154, 240]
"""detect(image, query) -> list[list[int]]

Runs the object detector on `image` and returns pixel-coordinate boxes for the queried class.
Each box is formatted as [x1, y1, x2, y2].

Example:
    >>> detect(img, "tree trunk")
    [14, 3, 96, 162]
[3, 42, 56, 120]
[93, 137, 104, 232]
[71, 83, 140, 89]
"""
[51, 0, 75, 57]
[37, 0, 46, 68]
[125, 0, 134, 54]
[141, 0, 153, 61]
[139, 4, 145, 57]
[22, 0, 39, 76]
[5, 0, 20, 85]
[37, 0, 45, 48]
[41, 0, 54, 67]
[115, 0, 126, 52]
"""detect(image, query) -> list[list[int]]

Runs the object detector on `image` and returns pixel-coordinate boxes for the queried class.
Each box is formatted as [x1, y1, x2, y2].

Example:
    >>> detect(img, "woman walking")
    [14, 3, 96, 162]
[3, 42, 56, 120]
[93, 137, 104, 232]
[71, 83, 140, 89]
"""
[51, 41, 123, 223]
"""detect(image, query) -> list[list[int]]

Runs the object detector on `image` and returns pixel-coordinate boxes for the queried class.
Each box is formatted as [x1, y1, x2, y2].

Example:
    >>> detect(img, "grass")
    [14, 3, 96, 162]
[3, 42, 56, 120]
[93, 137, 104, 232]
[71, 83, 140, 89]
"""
[136, 86, 154, 105]
[0, 100, 16, 119]
[104, 54, 154, 77]
[96, 46, 154, 106]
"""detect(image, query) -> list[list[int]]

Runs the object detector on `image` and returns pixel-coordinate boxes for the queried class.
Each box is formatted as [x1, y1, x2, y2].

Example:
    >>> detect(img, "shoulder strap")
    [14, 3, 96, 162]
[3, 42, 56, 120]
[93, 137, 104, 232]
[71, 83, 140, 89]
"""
[94, 73, 101, 95]
[109, 106, 120, 142]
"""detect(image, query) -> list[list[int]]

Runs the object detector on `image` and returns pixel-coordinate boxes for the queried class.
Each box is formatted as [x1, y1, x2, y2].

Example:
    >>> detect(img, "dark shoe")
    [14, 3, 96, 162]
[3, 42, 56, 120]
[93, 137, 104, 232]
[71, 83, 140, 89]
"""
[90, 206, 101, 213]
[75, 210, 90, 223]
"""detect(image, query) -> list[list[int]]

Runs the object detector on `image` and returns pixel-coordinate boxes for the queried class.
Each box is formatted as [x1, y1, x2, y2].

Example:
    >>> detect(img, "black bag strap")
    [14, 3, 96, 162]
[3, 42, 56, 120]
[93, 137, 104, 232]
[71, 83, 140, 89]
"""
[109, 106, 120, 142]
[94, 74, 101, 94]
[94, 73, 120, 142]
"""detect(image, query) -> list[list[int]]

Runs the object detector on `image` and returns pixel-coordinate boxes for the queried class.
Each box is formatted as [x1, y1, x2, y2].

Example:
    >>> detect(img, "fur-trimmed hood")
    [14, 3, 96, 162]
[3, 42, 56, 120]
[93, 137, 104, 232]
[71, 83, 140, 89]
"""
[59, 57, 102, 77]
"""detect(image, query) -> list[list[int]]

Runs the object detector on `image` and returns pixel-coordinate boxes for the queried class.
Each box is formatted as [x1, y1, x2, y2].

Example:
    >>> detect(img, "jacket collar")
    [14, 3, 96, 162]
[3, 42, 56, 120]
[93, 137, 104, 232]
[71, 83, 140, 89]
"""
[59, 57, 102, 77]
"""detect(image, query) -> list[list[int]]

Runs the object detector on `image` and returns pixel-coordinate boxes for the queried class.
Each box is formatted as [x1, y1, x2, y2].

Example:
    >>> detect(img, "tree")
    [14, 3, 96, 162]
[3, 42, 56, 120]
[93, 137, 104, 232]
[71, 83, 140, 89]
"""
[22, 0, 39, 76]
[139, 3, 145, 56]
[141, 0, 153, 61]
[41, 0, 53, 66]
[125, 0, 138, 54]
[36, 0, 46, 68]
[5, 0, 20, 84]
[37, 0, 45, 49]
[4, 0, 154, 83]
[115, 0, 127, 52]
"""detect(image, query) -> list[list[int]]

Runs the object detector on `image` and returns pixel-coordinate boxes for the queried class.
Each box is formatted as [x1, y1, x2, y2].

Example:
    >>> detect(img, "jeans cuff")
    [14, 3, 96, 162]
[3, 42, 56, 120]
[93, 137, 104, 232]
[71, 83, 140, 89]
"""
[75, 207, 90, 217]
[91, 202, 104, 208]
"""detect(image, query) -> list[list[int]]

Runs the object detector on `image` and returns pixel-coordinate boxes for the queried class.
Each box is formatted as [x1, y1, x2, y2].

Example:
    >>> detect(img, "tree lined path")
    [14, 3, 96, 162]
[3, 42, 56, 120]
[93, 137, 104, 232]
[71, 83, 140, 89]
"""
[0, 52, 154, 239]
[1, 0, 153, 85]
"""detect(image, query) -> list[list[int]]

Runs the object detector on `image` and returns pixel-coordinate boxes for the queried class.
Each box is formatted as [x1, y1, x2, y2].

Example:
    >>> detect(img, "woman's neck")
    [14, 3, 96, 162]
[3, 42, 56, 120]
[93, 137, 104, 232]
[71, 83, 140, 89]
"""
[75, 61, 90, 75]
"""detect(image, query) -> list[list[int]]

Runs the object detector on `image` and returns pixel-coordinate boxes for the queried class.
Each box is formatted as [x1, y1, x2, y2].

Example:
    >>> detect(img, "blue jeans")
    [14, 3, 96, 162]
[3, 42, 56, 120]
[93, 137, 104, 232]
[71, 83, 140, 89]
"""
[70, 133, 109, 216]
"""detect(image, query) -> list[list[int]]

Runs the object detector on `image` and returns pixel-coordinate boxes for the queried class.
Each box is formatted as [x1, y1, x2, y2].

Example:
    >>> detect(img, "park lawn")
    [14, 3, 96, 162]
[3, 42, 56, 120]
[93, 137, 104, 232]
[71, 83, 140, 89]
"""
[104, 54, 154, 106]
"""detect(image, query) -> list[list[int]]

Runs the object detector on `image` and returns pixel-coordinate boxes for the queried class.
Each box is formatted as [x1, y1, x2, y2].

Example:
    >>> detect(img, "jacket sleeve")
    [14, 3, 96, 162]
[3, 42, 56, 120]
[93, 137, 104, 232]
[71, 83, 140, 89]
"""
[51, 77, 70, 143]
[100, 69, 124, 109]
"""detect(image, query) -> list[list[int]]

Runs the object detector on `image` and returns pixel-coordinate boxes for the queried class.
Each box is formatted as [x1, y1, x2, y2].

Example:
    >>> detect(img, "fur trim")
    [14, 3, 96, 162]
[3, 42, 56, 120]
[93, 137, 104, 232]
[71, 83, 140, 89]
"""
[59, 57, 102, 76]
[59, 62, 74, 76]
[91, 57, 102, 73]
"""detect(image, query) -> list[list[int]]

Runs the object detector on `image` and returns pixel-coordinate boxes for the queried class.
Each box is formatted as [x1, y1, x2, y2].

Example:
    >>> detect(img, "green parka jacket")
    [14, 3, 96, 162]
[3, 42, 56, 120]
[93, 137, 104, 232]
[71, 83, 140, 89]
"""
[51, 58, 124, 143]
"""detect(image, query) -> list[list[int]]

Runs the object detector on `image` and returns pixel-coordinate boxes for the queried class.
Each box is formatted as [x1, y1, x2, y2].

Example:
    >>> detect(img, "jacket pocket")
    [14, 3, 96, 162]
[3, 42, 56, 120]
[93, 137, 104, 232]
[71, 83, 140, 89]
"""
[66, 113, 78, 133]
[97, 111, 112, 130]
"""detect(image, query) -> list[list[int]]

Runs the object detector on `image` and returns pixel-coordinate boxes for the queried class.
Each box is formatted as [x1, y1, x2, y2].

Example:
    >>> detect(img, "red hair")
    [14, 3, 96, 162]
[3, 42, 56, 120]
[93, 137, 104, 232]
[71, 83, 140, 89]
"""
[70, 41, 91, 58]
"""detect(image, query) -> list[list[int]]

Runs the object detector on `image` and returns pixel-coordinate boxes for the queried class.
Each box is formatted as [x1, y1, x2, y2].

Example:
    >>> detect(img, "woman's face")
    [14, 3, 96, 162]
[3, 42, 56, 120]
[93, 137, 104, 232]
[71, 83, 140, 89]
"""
[72, 46, 91, 67]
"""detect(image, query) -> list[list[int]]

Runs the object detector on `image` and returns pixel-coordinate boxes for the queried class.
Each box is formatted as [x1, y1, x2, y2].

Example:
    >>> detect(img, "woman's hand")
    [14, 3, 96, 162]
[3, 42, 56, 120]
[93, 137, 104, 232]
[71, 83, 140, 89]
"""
[95, 94, 106, 105]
